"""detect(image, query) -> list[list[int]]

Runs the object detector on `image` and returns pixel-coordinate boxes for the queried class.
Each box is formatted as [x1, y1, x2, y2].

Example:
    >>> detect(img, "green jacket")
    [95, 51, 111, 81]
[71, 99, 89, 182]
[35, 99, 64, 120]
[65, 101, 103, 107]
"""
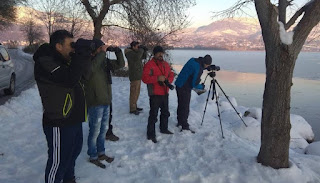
[84, 50, 125, 107]
[125, 48, 146, 81]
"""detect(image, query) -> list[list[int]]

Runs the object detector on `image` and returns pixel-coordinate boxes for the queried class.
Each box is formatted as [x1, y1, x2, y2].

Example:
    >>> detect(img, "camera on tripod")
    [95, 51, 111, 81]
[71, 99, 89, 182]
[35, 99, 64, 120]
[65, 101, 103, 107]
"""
[107, 46, 121, 52]
[206, 64, 220, 71]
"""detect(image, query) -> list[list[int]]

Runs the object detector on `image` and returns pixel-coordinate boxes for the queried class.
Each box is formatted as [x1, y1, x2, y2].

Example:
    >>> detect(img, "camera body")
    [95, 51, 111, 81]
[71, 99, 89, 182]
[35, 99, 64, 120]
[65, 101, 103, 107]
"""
[71, 38, 97, 53]
[138, 45, 148, 51]
[206, 64, 220, 71]
[164, 80, 175, 90]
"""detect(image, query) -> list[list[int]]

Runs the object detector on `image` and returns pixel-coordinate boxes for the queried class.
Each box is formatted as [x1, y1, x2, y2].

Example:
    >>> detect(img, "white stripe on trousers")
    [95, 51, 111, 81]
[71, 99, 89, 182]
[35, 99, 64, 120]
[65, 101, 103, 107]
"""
[48, 127, 60, 183]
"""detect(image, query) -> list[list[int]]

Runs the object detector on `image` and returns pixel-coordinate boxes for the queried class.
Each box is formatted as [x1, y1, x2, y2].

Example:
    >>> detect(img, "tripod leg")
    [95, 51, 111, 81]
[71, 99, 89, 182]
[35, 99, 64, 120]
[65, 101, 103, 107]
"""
[215, 80, 248, 127]
[201, 80, 213, 126]
[213, 79, 224, 138]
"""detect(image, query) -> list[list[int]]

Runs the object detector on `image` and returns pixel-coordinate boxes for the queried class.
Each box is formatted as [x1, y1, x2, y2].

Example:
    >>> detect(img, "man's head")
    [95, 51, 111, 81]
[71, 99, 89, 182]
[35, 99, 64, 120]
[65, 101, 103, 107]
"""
[92, 38, 105, 55]
[202, 54, 212, 69]
[50, 30, 74, 60]
[130, 41, 140, 51]
[153, 46, 164, 61]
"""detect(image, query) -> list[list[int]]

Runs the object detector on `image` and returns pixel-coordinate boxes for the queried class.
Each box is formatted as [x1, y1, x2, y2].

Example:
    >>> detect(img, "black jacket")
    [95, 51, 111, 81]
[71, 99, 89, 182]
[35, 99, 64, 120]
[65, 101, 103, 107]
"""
[33, 43, 91, 127]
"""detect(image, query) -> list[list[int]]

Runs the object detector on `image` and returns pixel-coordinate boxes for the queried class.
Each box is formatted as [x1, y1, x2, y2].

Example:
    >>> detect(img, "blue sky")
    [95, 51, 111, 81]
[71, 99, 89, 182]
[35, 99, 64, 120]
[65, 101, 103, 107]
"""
[188, 0, 309, 27]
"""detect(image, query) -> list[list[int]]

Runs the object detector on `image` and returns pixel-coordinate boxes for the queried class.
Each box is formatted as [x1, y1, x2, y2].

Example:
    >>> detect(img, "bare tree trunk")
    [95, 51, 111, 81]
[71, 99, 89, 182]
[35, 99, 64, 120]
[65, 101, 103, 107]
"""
[255, 0, 320, 169]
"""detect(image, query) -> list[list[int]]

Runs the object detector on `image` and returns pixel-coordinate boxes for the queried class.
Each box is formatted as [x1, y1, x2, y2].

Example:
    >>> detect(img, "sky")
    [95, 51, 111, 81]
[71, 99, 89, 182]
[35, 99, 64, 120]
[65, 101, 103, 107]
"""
[1, 49, 320, 182]
[188, 0, 310, 27]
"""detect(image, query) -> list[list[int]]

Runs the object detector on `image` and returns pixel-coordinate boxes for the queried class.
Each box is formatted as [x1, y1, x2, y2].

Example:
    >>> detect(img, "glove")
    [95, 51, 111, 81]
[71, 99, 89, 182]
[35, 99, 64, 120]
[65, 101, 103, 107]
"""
[194, 83, 205, 90]
[192, 88, 207, 95]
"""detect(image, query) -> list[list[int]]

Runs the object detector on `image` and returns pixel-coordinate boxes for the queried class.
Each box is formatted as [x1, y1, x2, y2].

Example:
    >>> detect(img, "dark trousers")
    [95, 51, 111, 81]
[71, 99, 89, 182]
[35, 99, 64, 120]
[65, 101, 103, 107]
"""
[147, 95, 170, 138]
[176, 87, 191, 129]
[43, 123, 83, 183]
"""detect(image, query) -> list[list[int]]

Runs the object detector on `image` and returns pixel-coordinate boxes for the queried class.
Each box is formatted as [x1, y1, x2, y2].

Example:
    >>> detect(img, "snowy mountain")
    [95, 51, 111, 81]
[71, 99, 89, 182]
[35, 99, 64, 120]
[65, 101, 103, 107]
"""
[0, 7, 319, 51]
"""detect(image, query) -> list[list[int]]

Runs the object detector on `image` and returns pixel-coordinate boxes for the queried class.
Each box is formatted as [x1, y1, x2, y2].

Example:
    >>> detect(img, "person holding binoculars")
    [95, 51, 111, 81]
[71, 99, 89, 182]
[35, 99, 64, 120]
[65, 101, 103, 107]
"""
[82, 39, 125, 169]
[142, 46, 174, 143]
[125, 41, 148, 115]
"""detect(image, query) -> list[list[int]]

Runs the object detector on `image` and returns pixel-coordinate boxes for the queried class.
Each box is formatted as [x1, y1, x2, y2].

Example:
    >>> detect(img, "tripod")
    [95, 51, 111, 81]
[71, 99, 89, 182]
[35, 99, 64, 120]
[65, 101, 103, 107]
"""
[200, 72, 247, 138]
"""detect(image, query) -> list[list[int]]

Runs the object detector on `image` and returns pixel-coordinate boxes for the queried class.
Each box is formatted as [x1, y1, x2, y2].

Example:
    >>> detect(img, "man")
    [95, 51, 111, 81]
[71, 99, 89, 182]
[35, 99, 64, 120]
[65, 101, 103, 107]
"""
[83, 40, 125, 169]
[142, 46, 174, 143]
[175, 55, 212, 133]
[125, 41, 147, 115]
[33, 30, 91, 183]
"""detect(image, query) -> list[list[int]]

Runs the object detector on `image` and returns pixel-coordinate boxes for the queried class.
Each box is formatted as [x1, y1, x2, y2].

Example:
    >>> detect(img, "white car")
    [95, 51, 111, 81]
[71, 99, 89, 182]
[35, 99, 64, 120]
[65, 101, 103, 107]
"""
[0, 44, 15, 95]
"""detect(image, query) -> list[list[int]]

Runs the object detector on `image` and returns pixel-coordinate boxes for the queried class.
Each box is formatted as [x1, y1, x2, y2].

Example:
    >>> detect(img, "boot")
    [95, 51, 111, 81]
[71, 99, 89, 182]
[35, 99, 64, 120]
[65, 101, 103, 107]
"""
[130, 110, 140, 115]
[89, 159, 106, 169]
[147, 136, 157, 143]
[160, 129, 173, 134]
[63, 177, 76, 183]
[136, 107, 143, 111]
[98, 154, 114, 163]
[105, 130, 120, 141]
[181, 127, 195, 134]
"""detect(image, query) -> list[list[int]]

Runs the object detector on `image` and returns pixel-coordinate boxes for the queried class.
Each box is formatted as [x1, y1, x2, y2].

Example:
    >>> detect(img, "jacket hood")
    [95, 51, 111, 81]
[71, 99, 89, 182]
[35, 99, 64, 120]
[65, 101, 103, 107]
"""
[33, 43, 53, 62]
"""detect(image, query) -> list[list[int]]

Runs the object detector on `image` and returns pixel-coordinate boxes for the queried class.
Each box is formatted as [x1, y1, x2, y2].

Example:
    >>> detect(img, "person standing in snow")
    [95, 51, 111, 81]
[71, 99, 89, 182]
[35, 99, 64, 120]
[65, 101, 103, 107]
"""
[174, 55, 212, 133]
[83, 40, 125, 168]
[124, 41, 147, 115]
[142, 46, 174, 143]
[33, 30, 91, 183]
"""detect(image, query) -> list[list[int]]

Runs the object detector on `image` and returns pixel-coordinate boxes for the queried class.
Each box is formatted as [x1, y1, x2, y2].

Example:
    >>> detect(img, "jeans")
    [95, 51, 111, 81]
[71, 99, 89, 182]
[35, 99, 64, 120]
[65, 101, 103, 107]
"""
[87, 105, 109, 159]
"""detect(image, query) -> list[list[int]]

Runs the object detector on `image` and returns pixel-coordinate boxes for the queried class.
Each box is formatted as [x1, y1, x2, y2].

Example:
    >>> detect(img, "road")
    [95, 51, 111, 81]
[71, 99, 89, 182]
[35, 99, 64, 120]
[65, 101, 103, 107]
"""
[0, 49, 35, 105]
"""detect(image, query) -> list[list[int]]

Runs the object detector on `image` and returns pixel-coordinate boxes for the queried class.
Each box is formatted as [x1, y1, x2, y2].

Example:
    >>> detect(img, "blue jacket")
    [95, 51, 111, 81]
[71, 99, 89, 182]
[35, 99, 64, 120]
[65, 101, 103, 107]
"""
[175, 58, 204, 89]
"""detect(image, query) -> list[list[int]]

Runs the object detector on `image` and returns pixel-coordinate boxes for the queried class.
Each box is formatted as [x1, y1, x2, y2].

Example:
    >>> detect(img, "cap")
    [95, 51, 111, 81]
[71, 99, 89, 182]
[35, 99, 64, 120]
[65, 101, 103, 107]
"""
[203, 55, 212, 65]
[92, 38, 105, 48]
[153, 46, 164, 55]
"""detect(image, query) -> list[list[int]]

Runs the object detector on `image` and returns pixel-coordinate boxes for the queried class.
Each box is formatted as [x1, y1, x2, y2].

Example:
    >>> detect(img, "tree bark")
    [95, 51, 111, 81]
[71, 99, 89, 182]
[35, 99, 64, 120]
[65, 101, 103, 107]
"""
[255, 0, 320, 169]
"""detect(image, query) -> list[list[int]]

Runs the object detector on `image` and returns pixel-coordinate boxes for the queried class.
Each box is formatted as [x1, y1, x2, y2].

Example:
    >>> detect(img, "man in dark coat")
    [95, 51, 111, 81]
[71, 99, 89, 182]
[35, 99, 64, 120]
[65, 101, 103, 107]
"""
[125, 41, 147, 115]
[33, 30, 91, 183]
[175, 55, 212, 133]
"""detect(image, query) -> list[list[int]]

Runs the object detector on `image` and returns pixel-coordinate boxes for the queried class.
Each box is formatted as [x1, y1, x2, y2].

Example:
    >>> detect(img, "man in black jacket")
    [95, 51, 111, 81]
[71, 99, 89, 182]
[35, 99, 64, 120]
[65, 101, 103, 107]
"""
[33, 30, 91, 183]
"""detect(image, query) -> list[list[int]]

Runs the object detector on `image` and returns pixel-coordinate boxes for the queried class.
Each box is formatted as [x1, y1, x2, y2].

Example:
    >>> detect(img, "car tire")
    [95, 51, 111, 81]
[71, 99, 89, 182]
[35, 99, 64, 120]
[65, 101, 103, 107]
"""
[4, 74, 15, 95]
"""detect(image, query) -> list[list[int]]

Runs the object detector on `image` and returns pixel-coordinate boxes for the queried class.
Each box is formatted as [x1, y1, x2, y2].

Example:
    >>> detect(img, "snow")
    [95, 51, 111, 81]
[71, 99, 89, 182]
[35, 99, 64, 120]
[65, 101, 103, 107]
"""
[0, 77, 320, 183]
[305, 141, 320, 156]
[278, 22, 294, 45]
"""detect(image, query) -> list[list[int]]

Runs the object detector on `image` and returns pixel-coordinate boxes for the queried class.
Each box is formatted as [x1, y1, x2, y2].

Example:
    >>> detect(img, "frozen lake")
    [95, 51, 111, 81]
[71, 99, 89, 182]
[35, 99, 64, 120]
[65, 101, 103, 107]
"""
[168, 50, 320, 140]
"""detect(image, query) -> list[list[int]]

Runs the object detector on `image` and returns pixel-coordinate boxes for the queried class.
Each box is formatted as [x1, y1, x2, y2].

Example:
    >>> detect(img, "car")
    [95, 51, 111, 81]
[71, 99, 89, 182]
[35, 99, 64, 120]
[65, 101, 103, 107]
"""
[0, 43, 15, 95]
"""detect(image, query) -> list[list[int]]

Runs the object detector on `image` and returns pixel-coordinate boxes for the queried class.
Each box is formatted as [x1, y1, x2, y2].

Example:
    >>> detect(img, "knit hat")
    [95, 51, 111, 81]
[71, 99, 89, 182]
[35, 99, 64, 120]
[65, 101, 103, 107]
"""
[153, 46, 164, 55]
[130, 41, 139, 48]
[92, 38, 105, 48]
[203, 55, 212, 65]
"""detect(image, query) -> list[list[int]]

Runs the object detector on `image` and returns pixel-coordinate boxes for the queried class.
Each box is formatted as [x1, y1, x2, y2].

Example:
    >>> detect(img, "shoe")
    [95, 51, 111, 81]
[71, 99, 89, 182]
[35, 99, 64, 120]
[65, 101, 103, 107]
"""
[98, 154, 114, 163]
[147, 136, 157, 143]
[89, 159, 106, 169]
[136, 107, 143, 111]
[105, 132, 120, 141]
[181, 127, 195, 134]
[160, 129, 173, 134]
[130, 110, 140, 115]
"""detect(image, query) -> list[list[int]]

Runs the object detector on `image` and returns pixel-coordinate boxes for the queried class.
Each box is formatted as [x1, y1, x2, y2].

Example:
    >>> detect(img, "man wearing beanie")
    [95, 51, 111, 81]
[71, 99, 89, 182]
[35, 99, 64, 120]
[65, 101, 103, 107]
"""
[142, 46, 174, 143]
[83, 39, 125, 168]
[125, 41, 147, 115]
[174, 55, 212, 133]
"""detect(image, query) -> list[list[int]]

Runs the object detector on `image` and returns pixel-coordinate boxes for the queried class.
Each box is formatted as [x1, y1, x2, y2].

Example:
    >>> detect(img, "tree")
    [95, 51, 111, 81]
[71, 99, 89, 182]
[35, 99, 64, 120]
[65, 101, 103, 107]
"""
[80, 0, 195, 40]
[0, 0, 26, 30]
[21, 19, 43, 45]
[213, 0, 320, 169]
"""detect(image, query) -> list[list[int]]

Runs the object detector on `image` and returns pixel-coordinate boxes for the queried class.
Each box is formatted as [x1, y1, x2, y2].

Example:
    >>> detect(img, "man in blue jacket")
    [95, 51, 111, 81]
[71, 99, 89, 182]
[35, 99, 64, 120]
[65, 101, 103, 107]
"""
[175, 55, 212, 133]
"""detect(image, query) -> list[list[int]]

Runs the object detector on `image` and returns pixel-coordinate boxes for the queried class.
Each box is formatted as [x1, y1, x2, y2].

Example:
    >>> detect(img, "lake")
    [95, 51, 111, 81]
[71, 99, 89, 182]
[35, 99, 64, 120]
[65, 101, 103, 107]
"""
[167, 50, 320, 140]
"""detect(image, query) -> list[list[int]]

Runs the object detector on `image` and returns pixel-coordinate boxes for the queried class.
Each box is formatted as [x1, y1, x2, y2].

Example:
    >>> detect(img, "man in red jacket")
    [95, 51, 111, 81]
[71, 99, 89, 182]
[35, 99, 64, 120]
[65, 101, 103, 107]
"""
[142, 46, 174, 143]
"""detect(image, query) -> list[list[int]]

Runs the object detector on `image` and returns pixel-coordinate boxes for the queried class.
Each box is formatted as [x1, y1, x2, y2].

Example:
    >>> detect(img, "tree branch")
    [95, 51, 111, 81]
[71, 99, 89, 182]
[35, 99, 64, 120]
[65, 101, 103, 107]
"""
[284, 2, 309, 30]
[102, 24, 131, 30]
[81, 0, 97, 19]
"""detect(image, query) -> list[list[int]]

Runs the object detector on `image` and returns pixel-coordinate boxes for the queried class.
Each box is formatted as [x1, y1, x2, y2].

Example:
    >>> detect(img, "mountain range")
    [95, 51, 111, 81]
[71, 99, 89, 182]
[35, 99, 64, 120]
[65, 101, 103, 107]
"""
[0, 6, 319, 51]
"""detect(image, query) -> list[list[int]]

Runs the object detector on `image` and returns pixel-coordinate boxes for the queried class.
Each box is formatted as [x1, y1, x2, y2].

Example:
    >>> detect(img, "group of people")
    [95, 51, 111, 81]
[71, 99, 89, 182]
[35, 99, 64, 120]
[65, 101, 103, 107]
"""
[33, 29, 212, 183]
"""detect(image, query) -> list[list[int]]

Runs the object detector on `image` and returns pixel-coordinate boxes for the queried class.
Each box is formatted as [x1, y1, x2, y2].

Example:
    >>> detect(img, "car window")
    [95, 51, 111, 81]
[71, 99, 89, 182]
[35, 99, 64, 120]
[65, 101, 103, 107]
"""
[0, 47, 10, 61]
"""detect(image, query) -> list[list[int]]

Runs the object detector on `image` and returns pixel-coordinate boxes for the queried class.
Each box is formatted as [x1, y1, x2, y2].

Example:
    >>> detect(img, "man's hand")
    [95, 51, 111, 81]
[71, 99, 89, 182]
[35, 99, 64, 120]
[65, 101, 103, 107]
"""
[101, 45, 108, 52]
[158, 75, 166, 82]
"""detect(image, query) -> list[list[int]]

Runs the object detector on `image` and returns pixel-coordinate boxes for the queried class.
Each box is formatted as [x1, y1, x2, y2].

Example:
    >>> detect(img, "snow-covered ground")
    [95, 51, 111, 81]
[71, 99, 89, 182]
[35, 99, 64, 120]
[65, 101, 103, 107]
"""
[1, 77, 320, 183]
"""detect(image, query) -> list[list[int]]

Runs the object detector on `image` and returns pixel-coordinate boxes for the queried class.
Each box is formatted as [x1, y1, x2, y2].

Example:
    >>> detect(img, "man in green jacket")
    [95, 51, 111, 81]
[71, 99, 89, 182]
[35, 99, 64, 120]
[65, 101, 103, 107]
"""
[83, 39, 125, 169]
[125, 41, 147, 115]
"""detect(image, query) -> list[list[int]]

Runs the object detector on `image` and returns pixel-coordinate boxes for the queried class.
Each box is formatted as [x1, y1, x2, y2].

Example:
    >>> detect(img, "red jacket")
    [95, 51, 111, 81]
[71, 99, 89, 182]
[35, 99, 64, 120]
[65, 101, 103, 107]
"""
[142, 58, 174, 96]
